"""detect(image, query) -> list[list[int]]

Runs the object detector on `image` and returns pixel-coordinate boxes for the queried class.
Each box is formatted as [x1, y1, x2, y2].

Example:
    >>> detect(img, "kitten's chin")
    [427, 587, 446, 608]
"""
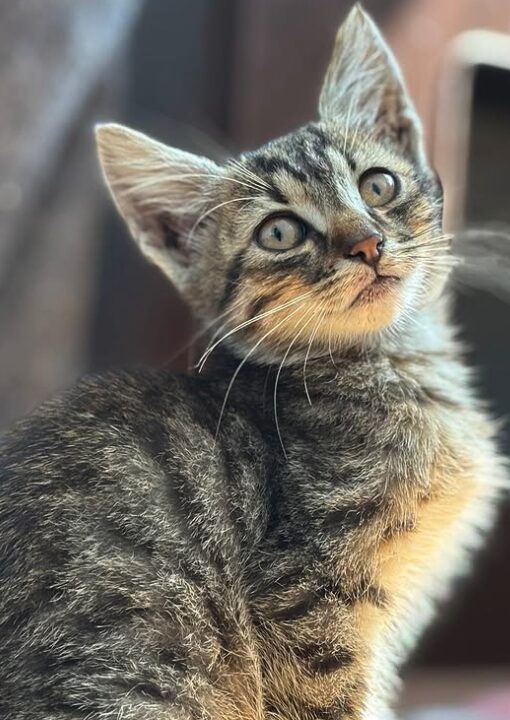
[340, 267, 453, 347]
[349, 275, 400, 309]
[221, 271, 429, 364]
[333, 275, 407, 338]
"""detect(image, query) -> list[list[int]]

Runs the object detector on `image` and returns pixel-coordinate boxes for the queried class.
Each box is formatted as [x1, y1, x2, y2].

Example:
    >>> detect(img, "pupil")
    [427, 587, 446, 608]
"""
[274, 226, 282, 241]
[372, 182, 381, 196]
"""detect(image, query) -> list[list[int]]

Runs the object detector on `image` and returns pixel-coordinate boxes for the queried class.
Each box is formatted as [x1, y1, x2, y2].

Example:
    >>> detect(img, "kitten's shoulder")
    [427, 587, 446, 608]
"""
[0, 366, 217, 473]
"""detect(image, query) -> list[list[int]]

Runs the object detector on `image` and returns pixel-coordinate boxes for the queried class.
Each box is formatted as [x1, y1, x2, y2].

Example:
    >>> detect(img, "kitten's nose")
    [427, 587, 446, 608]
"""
[344, 234, 384, 268]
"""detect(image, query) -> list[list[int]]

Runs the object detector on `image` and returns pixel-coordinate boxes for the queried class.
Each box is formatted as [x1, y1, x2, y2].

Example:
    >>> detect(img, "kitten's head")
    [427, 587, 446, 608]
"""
[97, 5, 448, 364]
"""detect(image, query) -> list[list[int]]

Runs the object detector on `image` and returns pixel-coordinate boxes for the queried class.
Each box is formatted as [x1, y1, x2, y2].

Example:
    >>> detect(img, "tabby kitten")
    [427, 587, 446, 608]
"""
[0, 6, 505, 720]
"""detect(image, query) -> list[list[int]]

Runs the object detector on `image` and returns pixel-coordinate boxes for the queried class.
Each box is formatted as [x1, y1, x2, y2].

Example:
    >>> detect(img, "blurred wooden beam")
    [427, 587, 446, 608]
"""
[227, 0, 403, 150]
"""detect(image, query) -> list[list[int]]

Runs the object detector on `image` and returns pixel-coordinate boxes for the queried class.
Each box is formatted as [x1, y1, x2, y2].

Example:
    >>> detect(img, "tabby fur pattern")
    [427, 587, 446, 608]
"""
[0, 6, 505, 720]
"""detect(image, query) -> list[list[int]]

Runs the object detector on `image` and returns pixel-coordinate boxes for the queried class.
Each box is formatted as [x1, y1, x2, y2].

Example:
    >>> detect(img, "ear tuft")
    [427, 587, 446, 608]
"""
[95, 122, 137, 160]
[319, 5, 427, 166]
[95, 123, 221, 291]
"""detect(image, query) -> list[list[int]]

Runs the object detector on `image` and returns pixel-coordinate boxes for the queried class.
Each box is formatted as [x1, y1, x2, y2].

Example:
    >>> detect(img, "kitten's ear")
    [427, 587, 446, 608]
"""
[96, 123, 221, 291]
[319, 4, 426, 166]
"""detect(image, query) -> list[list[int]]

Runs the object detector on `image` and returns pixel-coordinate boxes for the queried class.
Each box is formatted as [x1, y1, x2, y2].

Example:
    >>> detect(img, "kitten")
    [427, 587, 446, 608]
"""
[0, 6, 505, 720]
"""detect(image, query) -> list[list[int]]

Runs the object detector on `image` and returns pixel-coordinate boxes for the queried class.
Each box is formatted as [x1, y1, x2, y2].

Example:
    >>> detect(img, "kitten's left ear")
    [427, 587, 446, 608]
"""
[96, 123, 221, 293]
[319, 4, 427, 167]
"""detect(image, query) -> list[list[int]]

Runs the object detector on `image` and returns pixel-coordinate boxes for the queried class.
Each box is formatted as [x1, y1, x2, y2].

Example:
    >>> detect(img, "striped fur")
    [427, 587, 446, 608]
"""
[0, 6, 506, 720]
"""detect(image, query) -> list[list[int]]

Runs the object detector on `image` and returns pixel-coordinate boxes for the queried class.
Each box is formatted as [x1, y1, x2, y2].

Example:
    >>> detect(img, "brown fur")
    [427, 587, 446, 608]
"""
[0, 6, 506, 720]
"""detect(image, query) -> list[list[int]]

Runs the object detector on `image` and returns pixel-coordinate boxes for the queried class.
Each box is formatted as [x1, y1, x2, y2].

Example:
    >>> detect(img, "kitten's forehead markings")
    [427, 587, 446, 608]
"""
[270, 172, 329, 235]
[327, 147, 364, 211]
[241, 124, 397, 235]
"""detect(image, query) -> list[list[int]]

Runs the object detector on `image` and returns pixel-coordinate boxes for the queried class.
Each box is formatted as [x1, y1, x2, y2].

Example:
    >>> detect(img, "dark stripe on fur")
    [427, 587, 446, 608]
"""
[294, 641, 354, 674]
[322, 500, 380, 530]
[303, 699, 354, 719]
[270, 590, 320, 621]
[248, 296, 269, 320]
[343, 151, 357, 172]
[271, 254, 312, 273]
[267, 182, 290, 204]
[363, 585, 388, 608]
[382, 516, 417, 540]
[251, 155, 308, 183]
[268, 575, 387, 622]
[387, 193, 422, 222]
[305, 124, 330, 151]
[219, 250, 246, 309]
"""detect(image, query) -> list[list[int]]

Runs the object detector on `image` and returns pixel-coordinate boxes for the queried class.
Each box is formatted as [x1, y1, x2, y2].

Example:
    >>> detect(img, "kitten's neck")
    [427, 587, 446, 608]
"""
[380, 292, 457, 358]
[202, 293, 457, 384]
[200, 293, 460, 430]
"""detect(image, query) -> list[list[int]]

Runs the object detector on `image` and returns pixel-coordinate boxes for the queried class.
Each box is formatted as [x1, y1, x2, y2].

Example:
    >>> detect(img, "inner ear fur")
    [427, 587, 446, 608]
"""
[319, 4, 427, 167]
[95, 122, 221, 286]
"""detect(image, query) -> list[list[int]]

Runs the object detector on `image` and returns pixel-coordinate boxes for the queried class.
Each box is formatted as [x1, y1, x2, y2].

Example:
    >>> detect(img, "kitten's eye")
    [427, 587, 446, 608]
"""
[256, 215, 306, 251]
[359, 169, 398, 207]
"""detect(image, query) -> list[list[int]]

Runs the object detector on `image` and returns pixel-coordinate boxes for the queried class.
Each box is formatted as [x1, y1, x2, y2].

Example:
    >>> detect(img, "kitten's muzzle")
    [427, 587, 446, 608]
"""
[344, 233, 384, 269]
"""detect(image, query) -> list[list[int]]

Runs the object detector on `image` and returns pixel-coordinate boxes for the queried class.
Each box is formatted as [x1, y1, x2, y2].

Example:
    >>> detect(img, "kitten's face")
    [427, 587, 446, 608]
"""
[97, 6, 450, 363]
[208, 122, 444, 361]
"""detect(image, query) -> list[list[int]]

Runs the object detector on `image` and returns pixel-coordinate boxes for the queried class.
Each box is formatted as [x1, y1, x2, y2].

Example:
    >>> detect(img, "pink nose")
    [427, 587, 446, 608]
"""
[345, 234, 383, 267]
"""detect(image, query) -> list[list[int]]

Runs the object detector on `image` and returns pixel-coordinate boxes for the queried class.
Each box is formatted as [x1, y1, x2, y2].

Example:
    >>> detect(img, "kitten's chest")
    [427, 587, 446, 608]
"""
[335, 371, 499, 655]
[291, 361, 493, 587]
[250, 362, 501, 717]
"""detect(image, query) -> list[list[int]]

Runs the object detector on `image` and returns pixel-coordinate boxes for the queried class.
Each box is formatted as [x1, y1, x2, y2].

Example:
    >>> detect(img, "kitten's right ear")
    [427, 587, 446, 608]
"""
[319, 5, 426, 166]
[95, 123, 221, 292]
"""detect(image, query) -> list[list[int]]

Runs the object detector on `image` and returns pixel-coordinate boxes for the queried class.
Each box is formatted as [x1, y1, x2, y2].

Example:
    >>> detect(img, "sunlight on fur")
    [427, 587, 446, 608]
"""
[1, 6, 508, 720]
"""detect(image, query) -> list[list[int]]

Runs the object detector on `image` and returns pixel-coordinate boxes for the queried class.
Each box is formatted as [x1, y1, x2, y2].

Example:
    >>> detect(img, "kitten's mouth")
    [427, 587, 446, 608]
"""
[350, 274, 400, 307]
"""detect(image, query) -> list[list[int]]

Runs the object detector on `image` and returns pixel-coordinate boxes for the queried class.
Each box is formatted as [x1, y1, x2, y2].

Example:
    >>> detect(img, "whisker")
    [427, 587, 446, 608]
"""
[407, 256, 458, 269]
[348, 113, 365, 158]
[170, 296, 246, 370]
[273, 306, 318, 458]
[228, 158, 273, 192]
[196, 294, 247, 367]
[214, 302, 308, 441]
[398, 236, 453, 252]
[303, 302, 329, 405]
[197, 289, 315, 372]
[186, 195, 257, 247]
[342, 92, 358, 156]
[397, 256, 457, 268]
[117, 170, 261, 196]
[328, 312, 339, 372]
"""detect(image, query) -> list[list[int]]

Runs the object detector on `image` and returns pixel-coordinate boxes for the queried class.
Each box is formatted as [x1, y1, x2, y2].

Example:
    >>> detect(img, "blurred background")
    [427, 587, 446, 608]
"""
[1, 0, 509, 716]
